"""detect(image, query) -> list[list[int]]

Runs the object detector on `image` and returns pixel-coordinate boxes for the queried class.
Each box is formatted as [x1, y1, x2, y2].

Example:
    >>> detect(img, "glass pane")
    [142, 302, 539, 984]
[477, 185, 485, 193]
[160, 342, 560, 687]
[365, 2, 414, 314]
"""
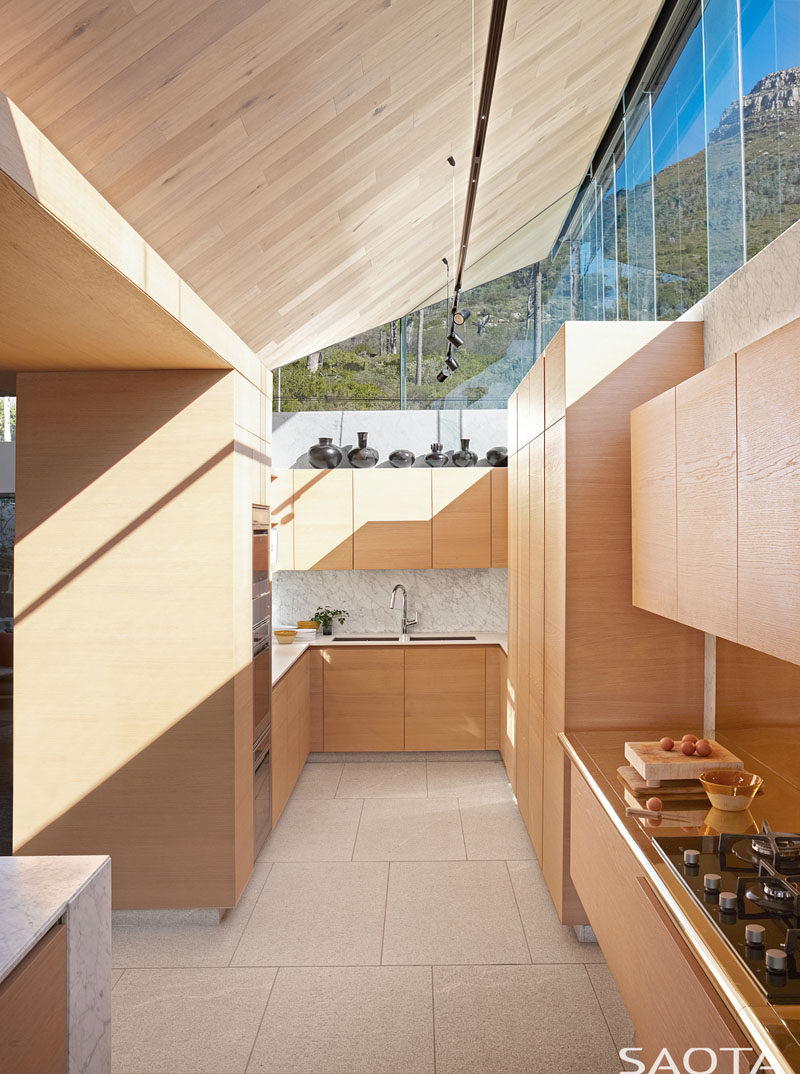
[703, 0, 745, 288]
[623, 99, 656, 319]
[652, 16, 708, 317]
[540, 240, 571, 349]
[600, 165, 619, 320]
[579, 184, 603, 320]
[741, 0, 800, 257]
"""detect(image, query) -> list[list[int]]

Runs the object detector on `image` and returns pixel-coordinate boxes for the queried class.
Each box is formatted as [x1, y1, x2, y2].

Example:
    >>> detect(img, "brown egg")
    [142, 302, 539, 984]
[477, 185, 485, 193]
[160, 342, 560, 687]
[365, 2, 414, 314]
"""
[659, 737, 674, 752]
[695, 739, 712, 757]
[681, 740, 696, 756]
[682, 733, 698, 744]
[646, 796, 663, 812]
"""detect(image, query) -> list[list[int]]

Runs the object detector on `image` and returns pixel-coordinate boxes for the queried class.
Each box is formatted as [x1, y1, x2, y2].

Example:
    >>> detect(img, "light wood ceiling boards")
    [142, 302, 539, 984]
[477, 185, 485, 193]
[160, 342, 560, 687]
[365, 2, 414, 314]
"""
[0, 0, 663, 367]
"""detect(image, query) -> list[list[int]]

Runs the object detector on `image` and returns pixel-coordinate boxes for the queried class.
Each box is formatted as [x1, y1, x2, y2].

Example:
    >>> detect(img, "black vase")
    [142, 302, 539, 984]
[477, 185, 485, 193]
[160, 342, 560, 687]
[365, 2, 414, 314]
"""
[453, 437, 478, 467]
[425, 442, 449, 467]
[486, 445, 508, 468]
[389, 448, 415, 468]
[308, 437, 342, 469]
[348, 431, 379, 468]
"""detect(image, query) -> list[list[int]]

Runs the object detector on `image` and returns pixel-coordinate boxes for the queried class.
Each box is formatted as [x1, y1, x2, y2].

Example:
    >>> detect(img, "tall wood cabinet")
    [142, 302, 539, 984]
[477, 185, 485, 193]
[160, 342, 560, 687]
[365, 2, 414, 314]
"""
[505, 321, 705, 924]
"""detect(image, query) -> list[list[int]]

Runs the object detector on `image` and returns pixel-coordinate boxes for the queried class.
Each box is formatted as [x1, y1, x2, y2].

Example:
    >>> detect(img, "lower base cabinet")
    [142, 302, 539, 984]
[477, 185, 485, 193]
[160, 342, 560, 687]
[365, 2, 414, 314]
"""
[570, 771, 750, 1062]
[0, 924, 67, 1074]
[405, 646, 486, 749]
[272, 653, 311, 826]
[323, 647, 405, 751]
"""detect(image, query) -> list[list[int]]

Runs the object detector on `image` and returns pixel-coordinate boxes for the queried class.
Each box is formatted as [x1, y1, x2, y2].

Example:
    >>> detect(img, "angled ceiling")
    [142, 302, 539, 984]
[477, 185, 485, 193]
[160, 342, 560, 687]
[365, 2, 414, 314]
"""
[0, 0, 663, 368]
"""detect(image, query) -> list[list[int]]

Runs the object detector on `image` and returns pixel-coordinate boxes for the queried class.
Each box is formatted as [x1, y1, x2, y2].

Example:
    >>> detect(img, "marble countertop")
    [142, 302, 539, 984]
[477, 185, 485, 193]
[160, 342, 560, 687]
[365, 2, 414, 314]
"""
[273, 631, 508, 685]
[0, 855, 109, 982]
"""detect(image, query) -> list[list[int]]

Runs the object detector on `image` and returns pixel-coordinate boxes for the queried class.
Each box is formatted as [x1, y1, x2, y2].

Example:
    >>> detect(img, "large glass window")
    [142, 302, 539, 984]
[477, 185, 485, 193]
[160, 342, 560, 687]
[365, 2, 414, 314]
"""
[623, 97, 657, 319]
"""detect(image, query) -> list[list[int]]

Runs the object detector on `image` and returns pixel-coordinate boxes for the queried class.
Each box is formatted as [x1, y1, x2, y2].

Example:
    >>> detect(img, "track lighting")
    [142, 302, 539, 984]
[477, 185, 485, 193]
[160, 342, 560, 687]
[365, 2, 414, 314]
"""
[447, 329, 464, 348]
[445, 354, 459, 371]
[453, 308, 471, 326]
[437, 367, 451, 383]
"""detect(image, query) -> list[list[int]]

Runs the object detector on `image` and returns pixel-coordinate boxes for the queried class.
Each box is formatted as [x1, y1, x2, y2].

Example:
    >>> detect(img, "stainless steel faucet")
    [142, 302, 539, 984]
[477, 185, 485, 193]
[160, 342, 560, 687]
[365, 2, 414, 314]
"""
[389, 583, 418, 638]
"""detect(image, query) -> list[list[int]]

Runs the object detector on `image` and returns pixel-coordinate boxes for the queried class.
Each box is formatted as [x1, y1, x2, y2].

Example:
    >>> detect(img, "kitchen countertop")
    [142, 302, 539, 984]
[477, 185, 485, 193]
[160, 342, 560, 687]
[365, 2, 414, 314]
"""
[272, 631, 508, 686]
[0, 854, 109, 981]
[561, 726, 800, 1074]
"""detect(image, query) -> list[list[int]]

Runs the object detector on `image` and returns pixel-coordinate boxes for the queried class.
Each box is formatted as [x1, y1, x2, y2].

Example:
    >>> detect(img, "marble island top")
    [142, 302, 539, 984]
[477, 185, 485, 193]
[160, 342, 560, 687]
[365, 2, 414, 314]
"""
[272, 631, 508, 685]
[0, 854, 109, 981]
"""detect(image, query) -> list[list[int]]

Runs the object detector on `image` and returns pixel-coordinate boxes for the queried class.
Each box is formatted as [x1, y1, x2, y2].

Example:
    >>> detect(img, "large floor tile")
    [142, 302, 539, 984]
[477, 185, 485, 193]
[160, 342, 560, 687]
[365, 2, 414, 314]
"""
[311, 751, 425, 763]
[112, 864, 271, 969]
[426, 760, 513, 801]
[112, 966, 276, 1073]
[247, 966, 434, 1073]
[336, 760, 427, 798]
[353, 797, 465, 861]
[231, 862, 388, 966]
[291, 762, 343, 799]
[586, 964, 635, 1049]
[112, 969, 126, 987]
[433, 964, 621, 1074]
[382, 861, 529, 964]
[507, 859, 605, 963]
[257, 798, 363, 862]
[459, 799, 535, 859]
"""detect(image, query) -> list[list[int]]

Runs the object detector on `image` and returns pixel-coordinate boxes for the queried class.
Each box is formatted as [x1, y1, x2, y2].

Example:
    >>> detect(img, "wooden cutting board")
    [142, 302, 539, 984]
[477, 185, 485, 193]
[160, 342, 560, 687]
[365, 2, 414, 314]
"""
[624, 739, 743, 787]
[617, 766, 708, 799]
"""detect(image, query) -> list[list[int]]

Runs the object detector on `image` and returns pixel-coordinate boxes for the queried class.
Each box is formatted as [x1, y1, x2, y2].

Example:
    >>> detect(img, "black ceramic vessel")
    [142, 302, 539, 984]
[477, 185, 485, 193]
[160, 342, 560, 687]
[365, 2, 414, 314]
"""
[486, 445, 508, 468]
[389, 448, 415, 468]
[425, 442, 448, 467]
[308, 436, 343, 469]
[348, 431, 379, 468]
[452, 437, 478, 467]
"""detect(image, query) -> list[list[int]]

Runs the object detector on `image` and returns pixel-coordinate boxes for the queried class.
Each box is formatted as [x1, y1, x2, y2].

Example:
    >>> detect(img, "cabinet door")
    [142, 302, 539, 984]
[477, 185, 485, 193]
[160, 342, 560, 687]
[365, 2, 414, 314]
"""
[293, 470, 353, 570]
[543, 419, 565, 732]
[288, 654, 311, 787]
[527, 433, 545, 860]
[484, 646, 502, 750]
[676, 355, 737, 639]
[405, 646, 486, 750]
[490, 469, 508, 568]
[515, 445, 530, 824]
[323, 647, 404, 751]
[270, 469, 294, 571]
[432, 470, 491, 567]
[631, 388, 677, 620]
[271, 676, 290, 825]
[353, 469, 432, 569]
[502, 452, 518, 784]
[0, 924, 67, 1074]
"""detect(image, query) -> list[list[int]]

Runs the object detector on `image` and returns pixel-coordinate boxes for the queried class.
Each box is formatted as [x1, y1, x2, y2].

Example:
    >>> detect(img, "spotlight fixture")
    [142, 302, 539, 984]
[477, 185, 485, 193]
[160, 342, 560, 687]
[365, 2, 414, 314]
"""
[453, 308, 471, 326]
[447, 155, 456, 167]
[447, 329, 464, 348]
[436, 367, 451, 383]
[445, 354, 460, 372]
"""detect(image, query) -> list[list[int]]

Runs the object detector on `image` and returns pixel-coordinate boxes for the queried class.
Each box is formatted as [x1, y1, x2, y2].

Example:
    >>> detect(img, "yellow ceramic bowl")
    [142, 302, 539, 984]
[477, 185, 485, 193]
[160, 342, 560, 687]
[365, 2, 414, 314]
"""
[274, 629, 297, 646]
[296, 620, 319, 630]
[699, 769, 762, 812]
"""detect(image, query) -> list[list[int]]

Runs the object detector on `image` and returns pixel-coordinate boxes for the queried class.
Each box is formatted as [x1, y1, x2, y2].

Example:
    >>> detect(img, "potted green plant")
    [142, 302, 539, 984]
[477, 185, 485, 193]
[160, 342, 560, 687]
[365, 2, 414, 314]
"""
[313, 606, 349, 636]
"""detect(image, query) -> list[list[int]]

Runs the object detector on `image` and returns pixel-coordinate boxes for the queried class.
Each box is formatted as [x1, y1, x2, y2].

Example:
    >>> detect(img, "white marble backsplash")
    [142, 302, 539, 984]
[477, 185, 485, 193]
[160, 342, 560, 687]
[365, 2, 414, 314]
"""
[273, 568, 508, 634]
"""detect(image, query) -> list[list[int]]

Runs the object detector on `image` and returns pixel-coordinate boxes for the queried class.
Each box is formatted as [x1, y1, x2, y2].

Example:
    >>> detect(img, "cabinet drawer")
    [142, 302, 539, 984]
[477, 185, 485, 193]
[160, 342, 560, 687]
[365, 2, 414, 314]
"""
[0, 924, 67, 1074]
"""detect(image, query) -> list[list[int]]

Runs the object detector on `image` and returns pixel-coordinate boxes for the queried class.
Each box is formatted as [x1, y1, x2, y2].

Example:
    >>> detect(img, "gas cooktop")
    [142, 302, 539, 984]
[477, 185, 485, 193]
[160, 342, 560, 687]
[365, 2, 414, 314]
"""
[653, 822, 800, 1004]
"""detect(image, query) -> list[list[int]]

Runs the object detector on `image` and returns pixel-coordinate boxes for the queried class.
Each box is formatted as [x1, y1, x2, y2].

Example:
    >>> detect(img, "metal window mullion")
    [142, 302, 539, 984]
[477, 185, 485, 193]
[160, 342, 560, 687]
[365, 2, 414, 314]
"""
[735, 0, 747, 262]
[648, 91, 657, 317]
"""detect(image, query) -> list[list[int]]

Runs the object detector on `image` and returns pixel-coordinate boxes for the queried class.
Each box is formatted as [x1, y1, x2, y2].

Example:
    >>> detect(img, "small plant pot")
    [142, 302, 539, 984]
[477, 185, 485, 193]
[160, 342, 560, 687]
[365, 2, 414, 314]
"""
[322, 622, 333, 636]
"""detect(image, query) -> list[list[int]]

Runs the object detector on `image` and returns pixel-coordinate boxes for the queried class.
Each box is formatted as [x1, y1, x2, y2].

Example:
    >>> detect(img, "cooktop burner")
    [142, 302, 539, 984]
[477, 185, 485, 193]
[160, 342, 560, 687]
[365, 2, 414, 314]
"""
[654, 822, 800, 1004]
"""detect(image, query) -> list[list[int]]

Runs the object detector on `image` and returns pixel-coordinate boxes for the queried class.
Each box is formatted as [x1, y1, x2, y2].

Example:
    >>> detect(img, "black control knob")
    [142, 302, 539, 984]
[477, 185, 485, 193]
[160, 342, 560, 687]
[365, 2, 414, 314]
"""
[718, 891, 737, 912]
[766, 949, 788, 974]
[745, 923, 766, 947]
[683, 848, 700, 867]
[703, 873, 721, 893]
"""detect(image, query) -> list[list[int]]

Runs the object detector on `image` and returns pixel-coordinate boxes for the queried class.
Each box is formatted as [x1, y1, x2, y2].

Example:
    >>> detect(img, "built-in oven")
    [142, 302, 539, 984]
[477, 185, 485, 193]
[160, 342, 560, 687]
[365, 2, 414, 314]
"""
[253, 726, 271, 857]
[252, 505, 271, 746]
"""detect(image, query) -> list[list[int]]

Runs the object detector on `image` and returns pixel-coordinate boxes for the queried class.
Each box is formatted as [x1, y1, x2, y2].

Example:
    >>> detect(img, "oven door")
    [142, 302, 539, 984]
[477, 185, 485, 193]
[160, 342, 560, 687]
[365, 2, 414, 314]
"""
[253, 727, 271, 856]
[253, 636, 271, 744]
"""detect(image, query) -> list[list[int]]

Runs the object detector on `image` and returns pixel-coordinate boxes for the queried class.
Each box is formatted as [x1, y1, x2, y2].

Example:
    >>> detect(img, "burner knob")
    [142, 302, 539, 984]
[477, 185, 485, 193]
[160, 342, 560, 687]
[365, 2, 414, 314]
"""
[746, 924, 766, 947]
[683, 848, 700, 867]
[719, 891, 737, 912]
[766, 949, 788, 974]
[703, 873, 721, 894]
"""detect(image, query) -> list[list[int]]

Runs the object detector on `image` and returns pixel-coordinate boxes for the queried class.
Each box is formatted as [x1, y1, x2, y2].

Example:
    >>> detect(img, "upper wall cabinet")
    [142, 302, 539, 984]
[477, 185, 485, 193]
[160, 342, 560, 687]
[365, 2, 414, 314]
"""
[490, 469, 508, 568]
[293, 470, 354, 570]
[432, 469, 492, 568]
[353, 469, 432, 569]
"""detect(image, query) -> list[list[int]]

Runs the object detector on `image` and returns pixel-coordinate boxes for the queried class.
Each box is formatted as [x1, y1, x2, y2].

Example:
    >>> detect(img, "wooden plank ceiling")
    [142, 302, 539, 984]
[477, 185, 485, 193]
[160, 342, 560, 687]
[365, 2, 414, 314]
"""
[0, 0, 662, 368]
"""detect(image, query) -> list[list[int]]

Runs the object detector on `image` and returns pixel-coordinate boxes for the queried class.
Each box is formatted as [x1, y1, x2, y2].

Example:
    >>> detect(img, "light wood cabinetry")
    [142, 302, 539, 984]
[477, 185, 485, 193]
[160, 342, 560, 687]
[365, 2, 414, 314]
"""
[293, 470, 354, 570]
[571, 770, 749, 1063]
[272, 652, 312, 825]
[353, 469, 432, 569]
[490, 469, 508, 568]
[504, 322, 704, 925]
[323, 647, 404, 751]
[485, 646, 503, 750]
[676, 355, 738, 639]
[0, 924, 67, 1074]
[432, 469, 492, 568]
[405, 646, 486, 750]
[270, 469, 295, 571]
[631, 388, 677, 621]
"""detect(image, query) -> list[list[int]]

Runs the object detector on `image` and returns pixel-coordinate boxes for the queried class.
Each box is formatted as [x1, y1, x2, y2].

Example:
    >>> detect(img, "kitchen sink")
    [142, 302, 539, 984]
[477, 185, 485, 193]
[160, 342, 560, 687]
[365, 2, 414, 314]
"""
[409, 635, 476, 641]
[333, 635, 400, 642]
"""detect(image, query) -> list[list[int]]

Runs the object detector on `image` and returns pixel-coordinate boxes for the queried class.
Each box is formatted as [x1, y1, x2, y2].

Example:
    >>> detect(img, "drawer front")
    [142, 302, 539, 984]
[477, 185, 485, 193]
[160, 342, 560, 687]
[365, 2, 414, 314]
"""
[0, 924, 67, 1074]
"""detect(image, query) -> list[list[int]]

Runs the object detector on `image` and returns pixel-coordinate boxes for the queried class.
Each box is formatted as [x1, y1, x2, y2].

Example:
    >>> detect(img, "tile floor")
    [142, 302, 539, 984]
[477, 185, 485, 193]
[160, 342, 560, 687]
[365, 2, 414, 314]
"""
[111, 752, 633, 1074]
